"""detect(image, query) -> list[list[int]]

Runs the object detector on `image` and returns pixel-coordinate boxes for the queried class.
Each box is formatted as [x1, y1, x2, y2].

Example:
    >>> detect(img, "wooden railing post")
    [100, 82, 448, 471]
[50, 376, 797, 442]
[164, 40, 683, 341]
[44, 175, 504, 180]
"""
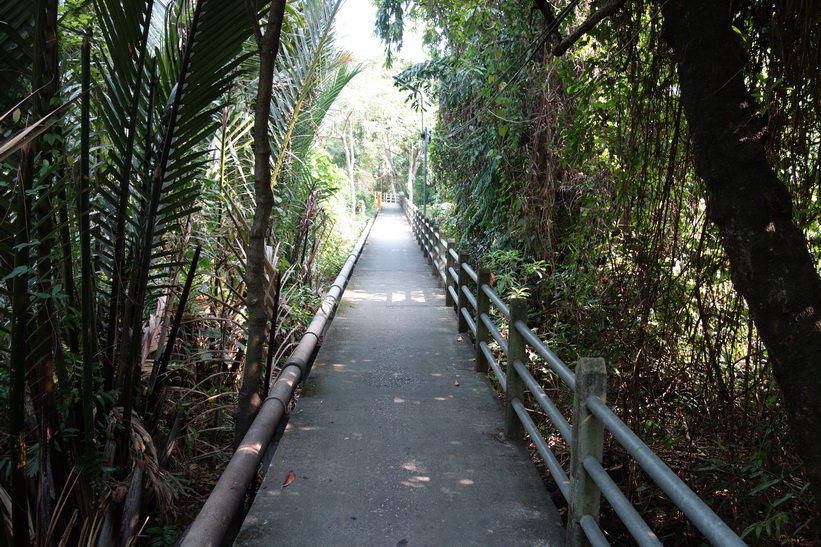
[506, 299, 527, 440]
[429, 223, 438, 274]
[457, 252, 469, 333]
[445, 239, 456, 307]
[475, 268, 491, 373]
[568, 357, 607, 547]
[431, 224, 442, 279]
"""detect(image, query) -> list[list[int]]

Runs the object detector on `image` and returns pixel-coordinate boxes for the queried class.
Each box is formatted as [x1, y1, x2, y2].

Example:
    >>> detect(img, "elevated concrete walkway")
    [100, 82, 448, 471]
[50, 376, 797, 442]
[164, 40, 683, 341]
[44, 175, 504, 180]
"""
[236, 204, 563, 546]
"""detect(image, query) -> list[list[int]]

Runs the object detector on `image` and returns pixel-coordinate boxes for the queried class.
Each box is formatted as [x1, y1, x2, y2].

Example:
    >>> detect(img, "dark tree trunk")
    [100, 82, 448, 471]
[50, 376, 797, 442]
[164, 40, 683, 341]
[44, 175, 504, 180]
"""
[661, 0, 821, 500]
[32, 0, 61, 538]
[235, 0, 288, 448]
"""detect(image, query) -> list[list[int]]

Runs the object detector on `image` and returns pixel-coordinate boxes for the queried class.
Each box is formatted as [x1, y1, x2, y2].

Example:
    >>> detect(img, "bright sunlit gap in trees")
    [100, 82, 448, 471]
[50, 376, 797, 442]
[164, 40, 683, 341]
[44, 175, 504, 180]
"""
[334, 0, 427, 63]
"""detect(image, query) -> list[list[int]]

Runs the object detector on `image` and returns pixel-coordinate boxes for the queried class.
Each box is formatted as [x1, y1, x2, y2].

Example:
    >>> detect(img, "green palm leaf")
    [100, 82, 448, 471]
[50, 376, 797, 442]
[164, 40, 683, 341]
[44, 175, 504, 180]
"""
[89, 0, 255, 437]
[0, 1, 34, 115]
[268, 0, 354, 185]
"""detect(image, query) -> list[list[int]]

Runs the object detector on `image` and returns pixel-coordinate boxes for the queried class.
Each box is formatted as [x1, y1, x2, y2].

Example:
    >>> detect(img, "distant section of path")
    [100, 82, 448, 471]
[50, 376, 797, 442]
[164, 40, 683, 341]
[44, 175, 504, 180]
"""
[236, 204, 564, 546]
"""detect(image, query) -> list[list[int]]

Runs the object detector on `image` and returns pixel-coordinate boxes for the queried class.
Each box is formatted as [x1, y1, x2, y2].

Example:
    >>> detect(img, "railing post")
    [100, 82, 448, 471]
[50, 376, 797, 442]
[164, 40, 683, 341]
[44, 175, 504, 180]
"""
[445, 239, 456, 307]
[430, 223, 440, 276]
[430, 225, 438, 269]
[506, 299, 527, 441]
[475, 268, 491, 373]
[439, 235, 448, 282]
[568, 357, 607, 547]
[457, 252, 469, 333]
[421, 216, 429, 257]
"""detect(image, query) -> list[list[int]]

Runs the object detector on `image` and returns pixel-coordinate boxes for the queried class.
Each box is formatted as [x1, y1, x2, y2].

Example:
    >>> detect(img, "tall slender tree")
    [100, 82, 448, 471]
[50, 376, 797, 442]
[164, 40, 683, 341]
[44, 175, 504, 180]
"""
[237, 0, 289, 447]
[236, 0, 360, 445]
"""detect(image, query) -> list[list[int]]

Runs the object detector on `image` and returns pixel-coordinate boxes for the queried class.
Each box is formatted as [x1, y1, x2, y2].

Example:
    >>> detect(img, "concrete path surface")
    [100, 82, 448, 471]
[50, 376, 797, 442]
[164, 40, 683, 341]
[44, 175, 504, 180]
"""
[235, 204, 564, 546]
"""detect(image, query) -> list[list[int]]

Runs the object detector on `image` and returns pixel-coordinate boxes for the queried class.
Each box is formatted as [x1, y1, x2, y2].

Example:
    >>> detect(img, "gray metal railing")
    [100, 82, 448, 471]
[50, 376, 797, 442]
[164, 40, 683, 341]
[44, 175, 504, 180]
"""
[181, 218, 376, 546]
[380, 191, 399, 204]
[399, 195, 745, 547]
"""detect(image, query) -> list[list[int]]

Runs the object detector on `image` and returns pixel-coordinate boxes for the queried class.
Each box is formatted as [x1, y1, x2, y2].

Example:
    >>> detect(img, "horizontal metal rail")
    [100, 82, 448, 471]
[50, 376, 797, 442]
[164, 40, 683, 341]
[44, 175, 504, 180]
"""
[398, 195, 743, 547]
[480, 340, 506, 391]
[182, 218, 375, 546]
[511, 398, 569, 500]
[580, 515, 610, 547]
[462, 263, 478, 283]
[482, 283, 510, 319]
[460, 285, 477, 311]
[447, 285, 458, 305]
[481, 313, 509, 355]
[461, 308, 477, 338]
[583, 456, 662, 547]
[515, 320, 576, 391]
[512, 359, 571, 442]
[585, 396, 746, 546]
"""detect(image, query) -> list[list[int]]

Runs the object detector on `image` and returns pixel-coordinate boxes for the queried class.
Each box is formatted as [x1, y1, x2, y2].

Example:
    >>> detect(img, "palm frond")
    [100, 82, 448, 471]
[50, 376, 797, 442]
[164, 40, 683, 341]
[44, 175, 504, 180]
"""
[0, 1, 34, 116]
[268, 0, 349, 185]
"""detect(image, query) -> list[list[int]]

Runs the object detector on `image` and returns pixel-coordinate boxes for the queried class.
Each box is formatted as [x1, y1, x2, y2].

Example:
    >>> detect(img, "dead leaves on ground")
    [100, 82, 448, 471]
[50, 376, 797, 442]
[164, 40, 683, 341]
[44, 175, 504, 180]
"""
[282, 470, 295, 489]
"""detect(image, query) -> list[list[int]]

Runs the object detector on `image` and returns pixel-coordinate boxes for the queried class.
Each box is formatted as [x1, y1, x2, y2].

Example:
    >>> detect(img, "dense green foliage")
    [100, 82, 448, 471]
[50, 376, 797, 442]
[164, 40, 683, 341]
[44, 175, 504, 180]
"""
[0, 0, 361, 543]
[382, 0, 820, 542]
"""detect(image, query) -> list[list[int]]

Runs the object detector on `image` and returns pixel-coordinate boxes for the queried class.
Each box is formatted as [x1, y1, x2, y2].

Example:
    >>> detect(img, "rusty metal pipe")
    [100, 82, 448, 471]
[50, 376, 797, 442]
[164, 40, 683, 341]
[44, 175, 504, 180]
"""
[181, 218, 375, 546]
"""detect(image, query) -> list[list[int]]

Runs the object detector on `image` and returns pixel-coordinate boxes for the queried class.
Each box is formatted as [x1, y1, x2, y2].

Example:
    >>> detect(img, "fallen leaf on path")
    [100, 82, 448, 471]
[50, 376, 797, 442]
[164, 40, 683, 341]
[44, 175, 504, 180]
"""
[282, 470, 295, 489]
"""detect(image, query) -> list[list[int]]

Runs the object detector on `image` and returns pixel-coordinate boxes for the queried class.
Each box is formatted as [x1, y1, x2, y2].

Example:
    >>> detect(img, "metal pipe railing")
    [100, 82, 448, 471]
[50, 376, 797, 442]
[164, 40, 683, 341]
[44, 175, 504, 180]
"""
[513, 359, 571, 442]
[397, 195, 745, 547]
[482, 283, 510, 319]
[515, 320, 576, 391]
[583, 456, 662, 546]
[462, 263, 478, 283]
[181, 218, 375, 546]
[585, 396, 746, 546]
[480, 340, 506, 391]
[460, 284, 477, 311]
[480, 312, 508, 355]
[511, 398, 570, 500]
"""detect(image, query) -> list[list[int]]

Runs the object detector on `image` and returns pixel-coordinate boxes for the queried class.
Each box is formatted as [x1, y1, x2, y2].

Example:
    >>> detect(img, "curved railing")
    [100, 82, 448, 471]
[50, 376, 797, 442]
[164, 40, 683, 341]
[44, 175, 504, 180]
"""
[181, 218, 376, 546]
[400, 196, 745, 547]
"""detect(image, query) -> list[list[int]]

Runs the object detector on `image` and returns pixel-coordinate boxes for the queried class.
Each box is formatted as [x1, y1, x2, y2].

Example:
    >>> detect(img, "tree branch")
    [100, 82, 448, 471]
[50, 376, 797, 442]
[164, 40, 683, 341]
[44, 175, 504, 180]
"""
[532, 0, 563, 44]
[244, 0, 263, 45]
[552, 0, 626, 56]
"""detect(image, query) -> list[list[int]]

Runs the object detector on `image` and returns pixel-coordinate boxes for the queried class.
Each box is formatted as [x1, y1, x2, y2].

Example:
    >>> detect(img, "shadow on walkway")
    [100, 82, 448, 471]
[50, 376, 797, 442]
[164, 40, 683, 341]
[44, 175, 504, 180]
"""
[236, 204, 564, 546]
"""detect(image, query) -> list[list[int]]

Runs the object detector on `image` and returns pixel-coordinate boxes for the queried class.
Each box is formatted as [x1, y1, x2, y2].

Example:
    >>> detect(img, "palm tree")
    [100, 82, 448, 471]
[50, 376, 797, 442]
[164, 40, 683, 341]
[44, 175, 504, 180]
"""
[1, 0, 257, 542]
[234, 0, 361, 443]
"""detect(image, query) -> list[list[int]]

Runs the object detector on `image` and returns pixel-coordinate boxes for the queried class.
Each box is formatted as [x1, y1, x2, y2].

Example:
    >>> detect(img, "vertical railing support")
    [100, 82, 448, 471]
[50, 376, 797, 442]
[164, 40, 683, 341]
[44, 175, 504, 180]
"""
[457, 252, 469, 333]
[421, 216, 429, 257]
[568, 357, 607, 547]
[432, 225, 442, 280]
[445, 239, 456, 307]
[475, 268, 491, 373]
[506, 299, 527, 441]
[429, 223, 439, 276]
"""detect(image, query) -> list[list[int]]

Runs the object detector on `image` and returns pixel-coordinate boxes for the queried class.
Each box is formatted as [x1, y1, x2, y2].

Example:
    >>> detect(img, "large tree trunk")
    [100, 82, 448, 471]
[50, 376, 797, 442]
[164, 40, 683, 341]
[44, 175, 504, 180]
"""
[235, 0, 288, 448]
[661, 0, 821, 500]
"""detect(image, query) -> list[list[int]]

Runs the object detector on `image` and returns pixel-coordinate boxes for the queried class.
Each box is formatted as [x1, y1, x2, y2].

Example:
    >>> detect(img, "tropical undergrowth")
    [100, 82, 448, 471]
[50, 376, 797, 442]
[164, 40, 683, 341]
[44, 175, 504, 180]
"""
[0, 0, 361, 544]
